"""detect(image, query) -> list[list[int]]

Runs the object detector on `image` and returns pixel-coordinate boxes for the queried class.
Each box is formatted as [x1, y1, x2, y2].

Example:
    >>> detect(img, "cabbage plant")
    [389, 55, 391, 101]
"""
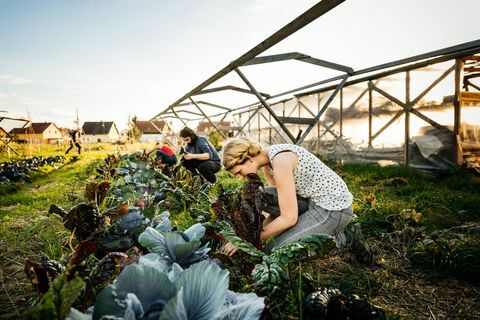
[138, 213, 210, 268]
[68, 260, 264, 320]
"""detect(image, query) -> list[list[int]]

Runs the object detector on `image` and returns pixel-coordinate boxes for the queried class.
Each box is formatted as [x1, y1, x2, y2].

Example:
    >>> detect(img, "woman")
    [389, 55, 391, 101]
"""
[146, 140, 177, 166]
[179, 127, 221, 183]
[220, 137, 372, 263]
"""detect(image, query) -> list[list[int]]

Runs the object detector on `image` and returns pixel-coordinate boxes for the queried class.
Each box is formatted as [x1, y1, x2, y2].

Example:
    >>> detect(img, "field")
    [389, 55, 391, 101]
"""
[1, 144, 479, 319]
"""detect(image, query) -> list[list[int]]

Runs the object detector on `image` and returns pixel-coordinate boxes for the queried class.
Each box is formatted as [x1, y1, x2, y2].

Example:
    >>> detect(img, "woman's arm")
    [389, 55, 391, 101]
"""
[260, 152, 298, 240]
[183, 152, 210, 160]
[183, 137, 212, 160]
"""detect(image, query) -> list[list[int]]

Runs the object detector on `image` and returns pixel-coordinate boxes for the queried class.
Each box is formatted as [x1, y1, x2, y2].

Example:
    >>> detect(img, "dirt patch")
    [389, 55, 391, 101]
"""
[0, 262, 34, 320]
[312, 237, 480, 319]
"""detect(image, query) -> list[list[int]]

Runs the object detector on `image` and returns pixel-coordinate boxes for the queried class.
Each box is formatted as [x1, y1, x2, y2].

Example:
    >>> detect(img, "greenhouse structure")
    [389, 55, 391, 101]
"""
[151, 0, 480, 171]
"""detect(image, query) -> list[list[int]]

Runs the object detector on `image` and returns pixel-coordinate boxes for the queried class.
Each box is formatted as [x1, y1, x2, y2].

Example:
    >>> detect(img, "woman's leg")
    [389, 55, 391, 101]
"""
[265, 204, 353, 250]
[262, 186, 309, 218]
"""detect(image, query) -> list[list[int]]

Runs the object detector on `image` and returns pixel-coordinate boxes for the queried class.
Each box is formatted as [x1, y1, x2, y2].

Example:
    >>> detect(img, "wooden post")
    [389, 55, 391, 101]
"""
[269, 112, 272, 145]
[454, 58, 464, 166]
[340, 88, 343, 138]
[258, 111, 261, 142]
[368, 81, 372, 145]
[405, 71, 411, 166]
[317, 94, 321, 155]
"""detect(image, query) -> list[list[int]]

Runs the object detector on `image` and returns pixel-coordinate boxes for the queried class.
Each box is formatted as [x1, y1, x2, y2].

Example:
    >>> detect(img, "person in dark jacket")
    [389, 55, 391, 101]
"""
[65, 129, 82, 155]
[179, 127, 221, 183]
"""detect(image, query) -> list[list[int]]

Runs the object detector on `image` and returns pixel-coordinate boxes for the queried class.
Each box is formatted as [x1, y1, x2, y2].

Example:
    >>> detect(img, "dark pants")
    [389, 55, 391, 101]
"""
[262, 186, 310, 217]
[181, 158, 221, 183]
[66, 141, 82, 155]
[155, 150, 177, 165]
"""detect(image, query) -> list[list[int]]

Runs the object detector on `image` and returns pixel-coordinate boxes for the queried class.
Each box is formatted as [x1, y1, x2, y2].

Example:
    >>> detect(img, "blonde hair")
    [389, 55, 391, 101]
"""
[222, 138, 263, 171]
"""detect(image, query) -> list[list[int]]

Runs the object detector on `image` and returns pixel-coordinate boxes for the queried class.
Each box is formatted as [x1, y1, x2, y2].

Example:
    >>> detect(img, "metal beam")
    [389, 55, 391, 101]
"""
[369, 82, 406, 109]
[235, 67, 297, 143]
[298, 43, 480, 97]
[189, 97, 228, 139]
[277, 117, 317, 125]
[297, 57, 353, 74]
[410, 108, 452, 134]
[370, 110, 404, 142]
[195, 85, 271, 98]
[196, 101, 232, 111]
[296, 75, 349, 144]
[167, 101, 231, 118]
[244, 52, 353, 74]
[259, 112, 289, 143]
[171, 108, 188, 127]
[410, 65, 455, 105]
[298, 100, 317, 117]
[244, 52, 308, 65]
[234, 107, 261, 138]
[150, 0, 346, 120]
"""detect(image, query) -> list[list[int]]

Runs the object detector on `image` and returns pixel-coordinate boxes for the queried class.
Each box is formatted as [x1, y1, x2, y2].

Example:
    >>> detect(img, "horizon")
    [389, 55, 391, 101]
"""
[1, 0, 479, 131]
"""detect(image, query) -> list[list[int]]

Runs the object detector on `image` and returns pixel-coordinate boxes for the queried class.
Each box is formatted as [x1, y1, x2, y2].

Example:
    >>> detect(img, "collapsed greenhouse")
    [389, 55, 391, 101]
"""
[152, 0, 480, 171]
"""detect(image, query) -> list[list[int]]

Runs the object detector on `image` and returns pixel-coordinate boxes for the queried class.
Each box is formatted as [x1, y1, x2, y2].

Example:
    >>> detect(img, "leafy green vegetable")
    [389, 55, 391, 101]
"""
[71, 261, 264, 320]
[138, 222, 210, 267]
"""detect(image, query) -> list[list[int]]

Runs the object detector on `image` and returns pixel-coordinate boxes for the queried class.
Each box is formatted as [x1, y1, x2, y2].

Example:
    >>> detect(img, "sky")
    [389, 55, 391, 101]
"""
[0, 0, 479, 131]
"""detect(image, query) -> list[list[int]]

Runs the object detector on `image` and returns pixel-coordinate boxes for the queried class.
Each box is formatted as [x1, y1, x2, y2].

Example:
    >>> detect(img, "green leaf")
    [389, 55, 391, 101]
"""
[184, 223, 206, 242]
[59, 276, 86, 317]
[138, 227, 167, 254]
[93, 264, 175, 320]
[161, 261, 229, 320]
[215, 291, 265, 320]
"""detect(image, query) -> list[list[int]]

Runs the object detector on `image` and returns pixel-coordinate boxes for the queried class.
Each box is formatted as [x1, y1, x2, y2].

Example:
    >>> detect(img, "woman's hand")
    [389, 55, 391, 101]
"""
[219, 241, 239, 256]
[183, 152, 194, 160]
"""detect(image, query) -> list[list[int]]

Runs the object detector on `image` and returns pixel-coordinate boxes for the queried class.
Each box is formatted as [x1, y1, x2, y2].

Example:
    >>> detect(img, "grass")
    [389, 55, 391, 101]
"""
[0, 144, 149, 319]
[1, 148, 480, 319]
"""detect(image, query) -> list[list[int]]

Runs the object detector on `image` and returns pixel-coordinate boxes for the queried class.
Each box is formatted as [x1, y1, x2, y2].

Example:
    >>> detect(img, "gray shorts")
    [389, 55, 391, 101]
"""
[263, 187, 353, 250]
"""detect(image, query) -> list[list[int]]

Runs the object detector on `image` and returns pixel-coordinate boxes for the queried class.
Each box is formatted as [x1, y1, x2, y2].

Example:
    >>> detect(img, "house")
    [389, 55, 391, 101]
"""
[0, 127, 7, 138]
[81, 121, 120, 143]
[134, 120, 174, 142]
[9, 122, 63, 144]
[196, 121, 234, 137]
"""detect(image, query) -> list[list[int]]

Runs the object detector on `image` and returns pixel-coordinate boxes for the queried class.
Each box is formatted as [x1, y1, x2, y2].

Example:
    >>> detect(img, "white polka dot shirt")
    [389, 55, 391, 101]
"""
[268, 144, 353, 211]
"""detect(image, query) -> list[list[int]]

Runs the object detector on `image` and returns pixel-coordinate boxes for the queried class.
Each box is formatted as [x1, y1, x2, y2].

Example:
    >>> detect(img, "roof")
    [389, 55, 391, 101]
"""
[82, 122, 116, 135]
[134, 120, 168, 134]
[196, 121, 231, 133]
[9, 122, 56, 134]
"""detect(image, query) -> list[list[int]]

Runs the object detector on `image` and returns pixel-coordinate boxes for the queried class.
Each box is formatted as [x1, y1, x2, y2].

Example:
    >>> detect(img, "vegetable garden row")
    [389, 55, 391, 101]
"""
[20, 153, 387, 320]
[0, 156, 77, 184]
[3, 151, 477, 319]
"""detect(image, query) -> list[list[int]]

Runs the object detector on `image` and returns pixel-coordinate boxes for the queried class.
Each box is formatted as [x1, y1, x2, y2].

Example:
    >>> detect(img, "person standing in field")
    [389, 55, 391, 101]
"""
[179, 127, 221, 183]
[219, 137, 372, 263]
[65, 129, 82, 155]
[146, 140, 177, 167]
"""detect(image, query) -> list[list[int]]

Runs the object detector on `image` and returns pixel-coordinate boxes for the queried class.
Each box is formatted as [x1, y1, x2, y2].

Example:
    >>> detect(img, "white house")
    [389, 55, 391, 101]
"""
[134, 120, 174, 142]
[9, 122, 64, 144]
[81, 121, 120, 143]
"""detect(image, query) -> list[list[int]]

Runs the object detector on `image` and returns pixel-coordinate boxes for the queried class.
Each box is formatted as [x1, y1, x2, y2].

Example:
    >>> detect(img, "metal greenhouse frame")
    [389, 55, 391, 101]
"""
[151, 0, 480, 169]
